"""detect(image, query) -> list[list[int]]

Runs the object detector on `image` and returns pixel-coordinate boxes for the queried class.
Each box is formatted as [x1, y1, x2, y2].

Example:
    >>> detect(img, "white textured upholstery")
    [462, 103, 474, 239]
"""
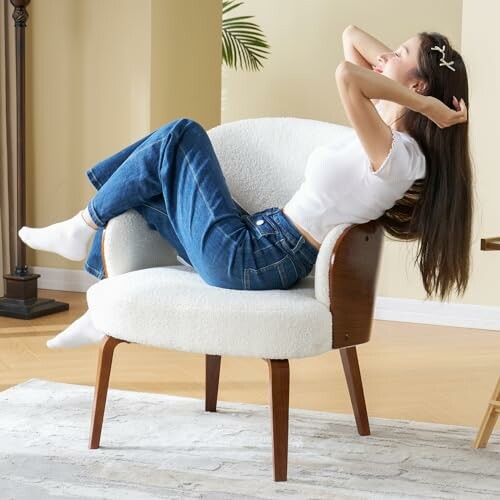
[87, 265, 332, 359]
[87, 117, 357, 358]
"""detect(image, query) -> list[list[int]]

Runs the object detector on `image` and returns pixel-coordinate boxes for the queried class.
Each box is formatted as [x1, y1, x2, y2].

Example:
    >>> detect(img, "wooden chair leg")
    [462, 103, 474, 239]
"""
[266, 358, 289, 482]
[205, 354, 221, 412]
[340, 346, 370, 436]
[473, 376, 500, 448]
[89, 335, 128, 449]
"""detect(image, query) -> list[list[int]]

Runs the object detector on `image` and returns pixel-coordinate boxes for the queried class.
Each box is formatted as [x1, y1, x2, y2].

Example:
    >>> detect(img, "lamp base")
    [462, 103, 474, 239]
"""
[0, 271, 69, 320]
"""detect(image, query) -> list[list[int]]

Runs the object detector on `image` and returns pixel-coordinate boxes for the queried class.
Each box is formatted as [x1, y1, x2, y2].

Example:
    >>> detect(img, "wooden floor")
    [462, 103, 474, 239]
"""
[0, 289, 499, 431]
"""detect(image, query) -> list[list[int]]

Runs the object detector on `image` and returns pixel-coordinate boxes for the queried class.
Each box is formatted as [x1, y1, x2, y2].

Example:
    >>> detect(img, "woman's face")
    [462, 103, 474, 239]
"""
[374, 35, 422, 88]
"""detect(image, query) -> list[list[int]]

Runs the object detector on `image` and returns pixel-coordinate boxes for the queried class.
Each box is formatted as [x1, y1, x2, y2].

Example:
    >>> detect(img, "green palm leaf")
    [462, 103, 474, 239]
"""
[222, 0, 271, 71]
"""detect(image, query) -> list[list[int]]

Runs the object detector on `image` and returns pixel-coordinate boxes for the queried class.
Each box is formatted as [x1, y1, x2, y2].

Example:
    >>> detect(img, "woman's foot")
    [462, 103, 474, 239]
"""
[46, 310, 106, 349]
[18, 209, 98, 261]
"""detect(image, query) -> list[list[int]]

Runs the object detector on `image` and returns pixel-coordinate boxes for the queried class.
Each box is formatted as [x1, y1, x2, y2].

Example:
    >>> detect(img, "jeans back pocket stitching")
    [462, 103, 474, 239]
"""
[244, 252, 289, 273]
[281, 255, 300, 288]
[253, 243, 275, 255]
[298, 246, 317, 267]
[277, 236, 304, 257]
[277, 259, 288, 289]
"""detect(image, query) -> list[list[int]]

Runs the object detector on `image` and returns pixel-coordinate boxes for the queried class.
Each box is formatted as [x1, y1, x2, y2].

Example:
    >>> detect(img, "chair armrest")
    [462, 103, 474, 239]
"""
[102, 209, 179, 277]
[314, 220, 384, 349]
[314, 223, 354, 307]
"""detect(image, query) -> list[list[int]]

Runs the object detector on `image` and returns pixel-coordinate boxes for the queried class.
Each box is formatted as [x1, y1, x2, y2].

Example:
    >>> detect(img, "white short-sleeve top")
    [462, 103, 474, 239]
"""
[283, 111, 426, 245]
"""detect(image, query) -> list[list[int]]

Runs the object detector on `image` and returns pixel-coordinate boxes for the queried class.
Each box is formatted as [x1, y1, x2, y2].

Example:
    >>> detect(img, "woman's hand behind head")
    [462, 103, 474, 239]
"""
[423, 95, 468, 129]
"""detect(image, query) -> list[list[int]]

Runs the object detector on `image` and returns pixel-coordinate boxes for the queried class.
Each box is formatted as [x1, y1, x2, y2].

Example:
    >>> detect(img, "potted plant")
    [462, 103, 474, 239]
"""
[222, 0, 271, 71]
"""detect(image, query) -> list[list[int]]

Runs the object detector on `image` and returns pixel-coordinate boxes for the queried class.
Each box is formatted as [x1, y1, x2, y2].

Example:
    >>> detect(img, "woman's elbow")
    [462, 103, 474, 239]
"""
[342, 25, 357, 39]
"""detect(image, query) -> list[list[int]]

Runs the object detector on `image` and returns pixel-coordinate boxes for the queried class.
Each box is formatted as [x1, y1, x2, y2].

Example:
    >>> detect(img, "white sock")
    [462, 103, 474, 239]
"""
[18, 209, 98, 261]
[81, 206, 99, 230]
[46, 310, 106, 349]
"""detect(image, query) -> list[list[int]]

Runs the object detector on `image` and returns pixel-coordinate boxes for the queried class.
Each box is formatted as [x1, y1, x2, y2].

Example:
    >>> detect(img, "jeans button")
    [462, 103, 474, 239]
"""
[256, 219, 264, 225]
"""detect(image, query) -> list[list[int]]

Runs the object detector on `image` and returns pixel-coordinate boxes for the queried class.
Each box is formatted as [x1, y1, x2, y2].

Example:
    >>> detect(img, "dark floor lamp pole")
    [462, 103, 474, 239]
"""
[0, 0, 68, 319]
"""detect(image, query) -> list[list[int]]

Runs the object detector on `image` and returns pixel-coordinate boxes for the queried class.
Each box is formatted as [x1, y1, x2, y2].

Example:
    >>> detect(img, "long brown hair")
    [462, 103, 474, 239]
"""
[379, 31, 473, 301]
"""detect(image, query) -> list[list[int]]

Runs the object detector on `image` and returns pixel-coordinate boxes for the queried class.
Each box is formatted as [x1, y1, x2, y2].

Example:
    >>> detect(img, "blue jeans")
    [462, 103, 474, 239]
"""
[83, 118, 319, 290]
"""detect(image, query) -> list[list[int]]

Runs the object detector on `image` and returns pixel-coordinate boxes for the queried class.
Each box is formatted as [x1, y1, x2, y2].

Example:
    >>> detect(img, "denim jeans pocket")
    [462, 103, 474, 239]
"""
[277, 237, 316, 270]
[244, 254, 300, 290]
[277, 234, 303, 254]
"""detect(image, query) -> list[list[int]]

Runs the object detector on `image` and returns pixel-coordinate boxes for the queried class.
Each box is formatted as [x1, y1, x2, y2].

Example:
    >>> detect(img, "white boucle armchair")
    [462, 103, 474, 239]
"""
[86, 116, 384, 482]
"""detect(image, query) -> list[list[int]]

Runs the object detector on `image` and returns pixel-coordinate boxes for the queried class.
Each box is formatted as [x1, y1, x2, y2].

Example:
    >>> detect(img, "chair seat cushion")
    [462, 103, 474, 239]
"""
[86, 265, 333, 359]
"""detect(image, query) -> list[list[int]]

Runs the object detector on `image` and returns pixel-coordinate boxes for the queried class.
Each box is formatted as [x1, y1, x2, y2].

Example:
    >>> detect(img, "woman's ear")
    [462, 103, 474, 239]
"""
[412, 79, 427, 94]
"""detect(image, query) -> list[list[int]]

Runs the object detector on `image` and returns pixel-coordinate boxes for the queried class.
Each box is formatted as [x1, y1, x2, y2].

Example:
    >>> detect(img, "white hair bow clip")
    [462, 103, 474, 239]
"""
[431, 45, 456, 71]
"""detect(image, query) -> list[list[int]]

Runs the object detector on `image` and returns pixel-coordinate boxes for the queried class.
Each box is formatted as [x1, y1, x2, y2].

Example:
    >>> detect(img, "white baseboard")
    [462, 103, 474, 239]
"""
[374, 296, 500, 331]
[30, 266, 100, 294]
[30, 266, 500, 332]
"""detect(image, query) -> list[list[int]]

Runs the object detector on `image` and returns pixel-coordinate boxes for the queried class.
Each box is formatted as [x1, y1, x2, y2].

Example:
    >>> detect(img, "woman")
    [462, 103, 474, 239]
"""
[19, 26, 470, 348]
[338, 25, 471, 302]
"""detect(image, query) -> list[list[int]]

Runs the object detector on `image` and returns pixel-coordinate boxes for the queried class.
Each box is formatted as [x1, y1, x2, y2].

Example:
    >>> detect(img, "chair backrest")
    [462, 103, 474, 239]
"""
[207, 117, 354, 213]
[104, 117, 356, 279]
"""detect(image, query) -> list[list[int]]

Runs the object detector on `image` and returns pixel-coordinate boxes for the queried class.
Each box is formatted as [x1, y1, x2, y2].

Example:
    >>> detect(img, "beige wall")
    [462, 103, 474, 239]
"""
[25, 0, 221, 271]
[461, 0, 500, 307]
[222, 0, 499, 307]
[150, 0, 222, 130]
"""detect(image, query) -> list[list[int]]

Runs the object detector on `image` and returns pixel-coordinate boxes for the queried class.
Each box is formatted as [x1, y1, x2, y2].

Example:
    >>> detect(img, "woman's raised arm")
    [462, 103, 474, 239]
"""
[342, 25, 393, 69]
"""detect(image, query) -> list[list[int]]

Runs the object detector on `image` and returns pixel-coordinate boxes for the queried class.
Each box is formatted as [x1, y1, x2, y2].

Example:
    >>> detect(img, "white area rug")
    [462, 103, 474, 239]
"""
[0, 379, 499, 499]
